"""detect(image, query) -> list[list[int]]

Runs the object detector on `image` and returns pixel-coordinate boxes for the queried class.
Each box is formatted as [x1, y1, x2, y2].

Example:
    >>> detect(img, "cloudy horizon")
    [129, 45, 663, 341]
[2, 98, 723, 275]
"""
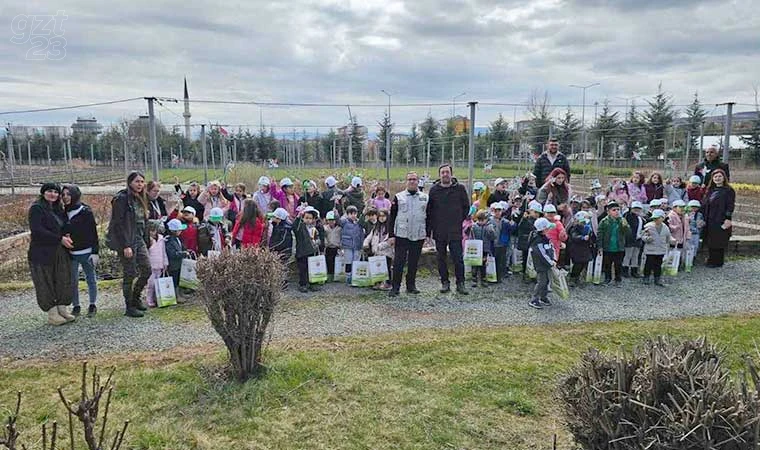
[2, 0, 759, 134]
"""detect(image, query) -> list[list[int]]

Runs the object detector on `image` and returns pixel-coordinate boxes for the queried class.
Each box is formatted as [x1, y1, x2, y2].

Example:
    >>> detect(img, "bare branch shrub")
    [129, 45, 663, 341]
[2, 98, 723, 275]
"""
[197, 247, 285, 382]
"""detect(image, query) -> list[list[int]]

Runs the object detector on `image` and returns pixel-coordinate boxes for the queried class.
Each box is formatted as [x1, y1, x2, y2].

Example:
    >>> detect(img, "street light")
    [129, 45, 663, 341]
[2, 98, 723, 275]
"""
[381, 89, 392, 189]
[569, 83, 600, 159]
[452, 92, 467, 118]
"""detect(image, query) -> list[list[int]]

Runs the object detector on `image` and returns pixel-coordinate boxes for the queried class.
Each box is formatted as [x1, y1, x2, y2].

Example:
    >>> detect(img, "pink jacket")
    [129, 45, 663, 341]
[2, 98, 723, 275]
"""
[545, 217, 568, 261]
[667, 211, 691, 245]
[627, 182, 647, 203]
[270, 181, 298, 220]
[371, 197, 391, 211]
[197, 191, 229, 221]
[148, 235, 168, 271]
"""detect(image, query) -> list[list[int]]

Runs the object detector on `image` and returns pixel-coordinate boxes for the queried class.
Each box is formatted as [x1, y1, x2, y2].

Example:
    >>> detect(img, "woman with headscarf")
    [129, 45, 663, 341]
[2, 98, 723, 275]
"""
[28, 182, 75, 325]
[701, 169, 735, 268]
[62, 184, 99, 317]
[106, 171, 152, 318]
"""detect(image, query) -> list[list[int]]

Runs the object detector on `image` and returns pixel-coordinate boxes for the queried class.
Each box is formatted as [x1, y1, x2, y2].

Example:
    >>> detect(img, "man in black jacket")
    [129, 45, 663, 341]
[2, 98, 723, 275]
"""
[426, 164, 470, 295]
[533, 137, 571, 185]
[694, 145, 730, 184]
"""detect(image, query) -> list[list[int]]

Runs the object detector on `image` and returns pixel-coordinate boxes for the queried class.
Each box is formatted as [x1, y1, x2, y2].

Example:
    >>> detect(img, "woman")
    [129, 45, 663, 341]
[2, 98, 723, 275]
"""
[627, 171, 648, 204]
[701, 169, 735, 268]
[62, 184, 99, 318]
[231, 198, 266, 248]
[28, 183, 75, 325]
[106, 172, 152, 317]
[146, 181, 168, 221]
[536, 168, 571, 208]
[643, 172, 664, 203]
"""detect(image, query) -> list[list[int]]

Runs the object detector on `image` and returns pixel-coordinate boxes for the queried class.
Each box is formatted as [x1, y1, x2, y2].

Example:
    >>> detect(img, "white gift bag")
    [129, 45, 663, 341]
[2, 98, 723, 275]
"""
[663, 249, 681, 276]
[485, 256, 498, 283]
[155, 274, 177, 308]
[333, 255, 346, 282]
[592, 252, 603, 285]
[684, 246, 696, 273]
[206, 250, 221, 260]
[510, 248, 523, 273]
[368, 255, 388, 284]
[550, 267, 570, 300]
[526, 249, 537, 279]
[463, 239, 484, 266]
[351, 261, 372, 287]
[307, 255, 328, 284]
[179, 257, 199, 290]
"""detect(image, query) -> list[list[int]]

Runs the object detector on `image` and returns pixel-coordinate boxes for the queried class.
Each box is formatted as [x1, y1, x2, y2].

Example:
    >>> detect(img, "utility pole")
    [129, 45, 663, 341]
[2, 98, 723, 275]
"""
[179, 143, 183, 167]
[699, 122, 705, 161]
[467, 101, 477, 197]
[201, 124, 208, 185]
[451, 139, 455, 167]
[233, 138, 237, 162]
[5, 126, 15, 195]
[382, 89, 392, 190]
[90, 142, 94, 165]
[332, 139, 336, 168]
[66, 137, 73, 182]
[110, 144, 114, 168]
[347, 128, 353, 167]
[123, 139, 128, 177]
[46, 144, 50, 166]
[426, 139, 431, 175]
[27, 140, 32, 184]
[684, 131, 692, 177]
[210, 140, 216, 171]
[570, 83, 600, 160]
[717, 102, 735, 162]
[146, 97, 159, 181]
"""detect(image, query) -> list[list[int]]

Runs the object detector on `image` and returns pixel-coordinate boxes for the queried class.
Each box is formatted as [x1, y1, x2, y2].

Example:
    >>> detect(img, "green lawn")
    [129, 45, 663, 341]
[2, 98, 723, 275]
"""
[3, 314, 760, 449]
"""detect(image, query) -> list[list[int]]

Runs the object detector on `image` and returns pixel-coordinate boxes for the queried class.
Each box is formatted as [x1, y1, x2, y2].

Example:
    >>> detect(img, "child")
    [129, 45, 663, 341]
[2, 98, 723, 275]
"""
[146, 221, 168, 308]
[198, 180, 230, 222]
[686, 175, 706, 202]
[206, 207, 230, 252]
[173, 179, 205, 221]
[491, 202, 517, 282]
[528, 218, 556, 309]
[517, 201, 543, 281]
[687, 199, 705, 253]
[641, 209, 675, 286]
[462, 204, 477, 250]
[222, 182, 247, 223]
[166, 219, 189, 290]
[608, 179, 630, 206]
[622, 201, 645, 278]
[340, 205, 364, 284]
[567, 212, 595, 287]
[269, 208, 293, 263]
[168, 205, 200, 255]
[665, 177, 688, 204]
[293, 207, 323, 293]
[470, 210, 497, 287]
[587, 179, 603, 207]
[363, 208, 394, 290]
[361, 208, 378, 240]
[596, 201, 631, 286]
[371, 185, 392, 211]
[323, 211, 342, 282]
[253, 176, 272, 214]
[232, 199, 266, 248]
[667, 200, 691, 257]
[342, 177, 366, 213]
[271, 177, 299, 220]
[542, 204, 567, 266]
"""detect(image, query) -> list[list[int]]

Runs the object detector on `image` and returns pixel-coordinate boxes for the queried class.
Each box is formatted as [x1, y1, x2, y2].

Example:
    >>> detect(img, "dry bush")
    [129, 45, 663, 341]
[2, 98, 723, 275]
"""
[197, 247, 285, 382]
[559, 337, 760, 449]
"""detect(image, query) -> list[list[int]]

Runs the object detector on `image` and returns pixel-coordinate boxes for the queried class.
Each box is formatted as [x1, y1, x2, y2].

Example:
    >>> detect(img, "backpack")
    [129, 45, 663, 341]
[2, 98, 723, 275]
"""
[197, 223, 212, 256]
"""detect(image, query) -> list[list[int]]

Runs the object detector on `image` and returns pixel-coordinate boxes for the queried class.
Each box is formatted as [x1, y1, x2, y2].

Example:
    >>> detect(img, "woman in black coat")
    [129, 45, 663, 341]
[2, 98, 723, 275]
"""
[701, 169, 735, 268]
[28, 182, 75, 325]
[146, 180, 168, 221]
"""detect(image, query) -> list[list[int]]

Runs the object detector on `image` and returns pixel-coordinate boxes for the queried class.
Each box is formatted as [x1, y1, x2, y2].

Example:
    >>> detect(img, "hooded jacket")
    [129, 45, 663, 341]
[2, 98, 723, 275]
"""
[567, 223, 595, 264]
[667, 210, 691, 245]
[28, 200, 68, 266]
[65, 204, 99, 255]
[642, 221, 674, 255]
[528, 231, 555, 273]
[426, 177, 470, 241]
[269, 220, 293, 256]
[106, 189, 149, 252]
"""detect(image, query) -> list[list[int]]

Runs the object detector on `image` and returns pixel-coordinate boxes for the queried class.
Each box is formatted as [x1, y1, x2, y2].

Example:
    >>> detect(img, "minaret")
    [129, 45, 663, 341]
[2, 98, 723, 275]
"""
[183, 77, 191, 141]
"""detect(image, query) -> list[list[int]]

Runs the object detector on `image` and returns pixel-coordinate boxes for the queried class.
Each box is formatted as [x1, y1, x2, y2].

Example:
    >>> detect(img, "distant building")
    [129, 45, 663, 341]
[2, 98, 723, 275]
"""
[700, 135, 749, 151]
[515, 120, 532, 134]
[71, 116, 103, 135]
[9, 125, 69, 139]
[337, 125, 368, 139]
[439, 116, 470, 135]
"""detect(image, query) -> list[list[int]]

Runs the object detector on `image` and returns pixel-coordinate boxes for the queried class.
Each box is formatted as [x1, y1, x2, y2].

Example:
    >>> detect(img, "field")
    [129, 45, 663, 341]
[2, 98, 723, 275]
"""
[3, 314, 760, 449]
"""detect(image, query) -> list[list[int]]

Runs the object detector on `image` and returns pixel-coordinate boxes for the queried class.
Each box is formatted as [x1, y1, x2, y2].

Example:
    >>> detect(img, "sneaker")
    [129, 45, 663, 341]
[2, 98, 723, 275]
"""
[439, 282, 451, 293]
[308, 284, 322, 292]
[602, 278, 612, 286]
[654, 277, 665, 287]
[298, 285, 309, 293]
[87, 305, 97, 318]
[642, 277, 651, 285]
[456, 283, 469, 295]
[71, 305, 81, 316]
[407, 287, 421, 294]
[614, 280, 622, 288]
[528, 299, 543, 309]
[471, 281, 478, 288]
[125, 307, 144, 318]
[539, 297, 552, 307]
[388, 289, 399, 297]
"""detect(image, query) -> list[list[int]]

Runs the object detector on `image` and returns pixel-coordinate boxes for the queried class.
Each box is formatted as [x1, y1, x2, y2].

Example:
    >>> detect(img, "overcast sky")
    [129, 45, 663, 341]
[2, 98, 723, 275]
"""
[2, 0, 759, 135]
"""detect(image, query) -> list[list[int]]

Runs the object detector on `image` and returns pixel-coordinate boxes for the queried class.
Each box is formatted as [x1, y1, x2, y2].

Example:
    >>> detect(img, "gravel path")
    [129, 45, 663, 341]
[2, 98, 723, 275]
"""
[2, 258, 760, 361]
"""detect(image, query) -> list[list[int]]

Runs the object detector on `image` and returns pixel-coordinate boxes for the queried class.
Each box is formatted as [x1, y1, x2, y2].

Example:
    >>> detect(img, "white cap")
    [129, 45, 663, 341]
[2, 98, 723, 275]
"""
[528, 200, 543, 213]
[651, 209, 665, 219]
[325, 176, 337, 187]
[595, 194, 606, 202]
[591, 179, 602, 189]
[689, 175, 702, 184]
[494, 177, 505, 187]
[325, 211, 336, 220]
[273, 208, 289, 220]
[473, 181, 485, 191]
[631, 201, 643, 210]
[688, 200, 701, 208]
[303, 206, 320, 218]
[167, 219, 187, 232]
[574, 211, 588, 222]
[534, 217, 555, 231]
[209, 207, 224, 221]
[543, 204, 557, 213]
[258, 176, 270, 186]
[491, 202, 505, 210]
[280, 177, 293, 187]
[351, 176, 362, 188]
[650, 199, 662, 207]
[181, 206, 196, 215]
[672, 200, 686, 207]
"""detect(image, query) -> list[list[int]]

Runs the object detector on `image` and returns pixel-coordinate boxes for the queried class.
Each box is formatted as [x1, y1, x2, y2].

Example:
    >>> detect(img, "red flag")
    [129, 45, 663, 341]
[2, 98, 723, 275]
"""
[219, 127, 228, 136]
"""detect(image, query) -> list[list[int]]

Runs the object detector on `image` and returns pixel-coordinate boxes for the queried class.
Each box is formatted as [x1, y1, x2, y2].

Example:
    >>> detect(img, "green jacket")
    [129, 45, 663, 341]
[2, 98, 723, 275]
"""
[597, 215, 631, 252]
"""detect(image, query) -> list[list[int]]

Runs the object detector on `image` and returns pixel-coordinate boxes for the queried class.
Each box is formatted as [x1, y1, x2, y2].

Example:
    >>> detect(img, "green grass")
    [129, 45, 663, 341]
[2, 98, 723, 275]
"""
[3, 314, 760, 449]
[0, 278, 121, 293]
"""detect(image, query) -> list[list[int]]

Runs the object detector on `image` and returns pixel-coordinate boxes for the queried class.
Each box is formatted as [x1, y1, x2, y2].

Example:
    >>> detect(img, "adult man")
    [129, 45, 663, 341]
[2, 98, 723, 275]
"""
[426, 164, 470, 295]
[388, 172, 428, 297]
[533, 137, 571, 185]
[695, 145, 730, 184]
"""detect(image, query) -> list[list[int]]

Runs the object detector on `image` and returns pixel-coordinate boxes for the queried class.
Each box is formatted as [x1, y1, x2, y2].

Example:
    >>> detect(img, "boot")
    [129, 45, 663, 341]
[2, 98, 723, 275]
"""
[125, 307, 144, 318]
[439, 281, 451, 293]
[456, 283, 469, 295]
[133, 292, 148, 311]
[654, 276, 665, 287]
[642, 276, 651, 285]
[630, 267, 642, 279]
[621, 267, 630, 278]
[57, 305, 76, 322]
[47, 307, 68, 326]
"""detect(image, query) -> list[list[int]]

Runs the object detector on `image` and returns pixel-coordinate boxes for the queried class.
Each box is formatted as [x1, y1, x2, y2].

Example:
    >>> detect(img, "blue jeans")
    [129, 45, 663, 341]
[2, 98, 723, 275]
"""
[71, 253, 97, 307]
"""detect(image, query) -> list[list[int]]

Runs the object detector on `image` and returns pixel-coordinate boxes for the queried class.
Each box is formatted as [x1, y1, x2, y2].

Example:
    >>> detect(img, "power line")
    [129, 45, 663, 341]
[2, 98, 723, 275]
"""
[0, 97, 144, 116]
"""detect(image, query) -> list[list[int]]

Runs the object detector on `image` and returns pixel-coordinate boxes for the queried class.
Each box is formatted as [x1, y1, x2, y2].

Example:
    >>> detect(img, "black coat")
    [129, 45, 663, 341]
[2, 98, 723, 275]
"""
[64, 204, 99, 255]
[106, 189, 148, 252]
[174, 184, 205, 220]
[702, 186, 735, 250]
[624, 211, 644, 247]
[567, 223, 596, 264]
[516, 216, 536, 252]
[487, 190, 510, 206]
[28, 201, 67, 266]
[147, 197, 168, 221]
[695, 159, 730, 182]
[426, 178, 470, 241]
[533, 152, 571, 185]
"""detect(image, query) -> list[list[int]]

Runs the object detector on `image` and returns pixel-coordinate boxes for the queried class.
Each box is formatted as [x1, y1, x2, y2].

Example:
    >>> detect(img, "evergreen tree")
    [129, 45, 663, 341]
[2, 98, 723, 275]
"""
[592, 99, 621, 157]
[488, 113, 511, 159]
[527, 90, 553, 154]
[621, 102, 645, 158]
[377, 113, 391, 162]
[642, 83, 675, 157]
[684, 92, 707, 154]
[740, 111, 760, 165]
[408, 123, 421, 163]
[419, 114, 441, 162]
[556, 107, 581, 155]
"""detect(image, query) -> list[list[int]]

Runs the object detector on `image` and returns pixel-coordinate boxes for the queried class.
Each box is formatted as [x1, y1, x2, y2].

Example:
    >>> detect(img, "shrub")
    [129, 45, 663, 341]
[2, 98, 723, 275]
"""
[559, 337, 760, 449]
[197, 247, 285, 382]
